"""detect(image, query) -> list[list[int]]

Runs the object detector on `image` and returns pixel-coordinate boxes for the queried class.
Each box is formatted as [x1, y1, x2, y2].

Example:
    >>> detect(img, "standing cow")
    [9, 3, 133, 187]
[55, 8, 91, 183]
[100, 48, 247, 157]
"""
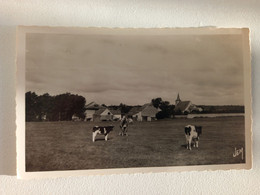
[184, 125, 202, 150]
[92, 125, 114, 142]
[119, 116, 129, 136]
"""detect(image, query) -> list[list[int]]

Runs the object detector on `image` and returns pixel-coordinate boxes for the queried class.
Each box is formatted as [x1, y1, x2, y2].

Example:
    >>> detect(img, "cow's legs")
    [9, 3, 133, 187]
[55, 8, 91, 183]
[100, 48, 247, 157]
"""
[188, 137, 192, 150]
[195, 140, 199, 148]
[185, 136, 189, 149]
[124, 127, 128, 136]
[119, 129, 123, 136]
[119, 126, 123, 136]
[122, 127, 125, 136]
[105, 134, 108, 141]
[92, 132, 97, 142]
[121, 127, 125, 136]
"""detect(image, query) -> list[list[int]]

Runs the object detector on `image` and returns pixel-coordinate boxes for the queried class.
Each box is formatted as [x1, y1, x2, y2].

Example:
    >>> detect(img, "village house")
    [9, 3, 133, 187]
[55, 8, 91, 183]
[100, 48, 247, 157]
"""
[174, 93, 203, 114]
[72, 114, 81, 121]
[109, 108, 122, 121]
[84, 102, 104, 121]
[91, 107, 122, 122]
[129, 103, 160, 122]
[93, 107, 113, 121]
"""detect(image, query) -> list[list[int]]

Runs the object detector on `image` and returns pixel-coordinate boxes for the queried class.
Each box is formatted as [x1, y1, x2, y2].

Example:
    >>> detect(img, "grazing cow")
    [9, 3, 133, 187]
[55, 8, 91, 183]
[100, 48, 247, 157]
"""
[119, 116, 129, 136]
[92, 125, 114, 142]
[184, 125, 202, 150]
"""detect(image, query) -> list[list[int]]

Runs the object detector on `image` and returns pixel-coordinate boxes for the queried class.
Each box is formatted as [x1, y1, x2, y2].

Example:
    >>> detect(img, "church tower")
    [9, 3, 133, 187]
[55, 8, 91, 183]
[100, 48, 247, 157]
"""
[175, 93, 181, 105]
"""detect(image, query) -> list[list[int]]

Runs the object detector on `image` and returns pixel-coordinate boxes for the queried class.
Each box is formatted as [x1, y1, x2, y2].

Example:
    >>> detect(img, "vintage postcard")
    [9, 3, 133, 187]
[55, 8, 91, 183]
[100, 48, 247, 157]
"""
[16, 26, 252, 179]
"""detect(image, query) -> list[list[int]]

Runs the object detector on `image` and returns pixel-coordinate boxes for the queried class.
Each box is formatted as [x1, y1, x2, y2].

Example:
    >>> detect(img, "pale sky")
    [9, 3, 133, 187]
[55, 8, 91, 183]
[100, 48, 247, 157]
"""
[26, 31, 244, 106]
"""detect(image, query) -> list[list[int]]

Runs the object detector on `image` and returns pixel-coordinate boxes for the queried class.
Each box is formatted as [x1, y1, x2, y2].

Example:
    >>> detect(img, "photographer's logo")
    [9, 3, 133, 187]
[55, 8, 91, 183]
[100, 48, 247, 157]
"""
[233, 147, 244, 160]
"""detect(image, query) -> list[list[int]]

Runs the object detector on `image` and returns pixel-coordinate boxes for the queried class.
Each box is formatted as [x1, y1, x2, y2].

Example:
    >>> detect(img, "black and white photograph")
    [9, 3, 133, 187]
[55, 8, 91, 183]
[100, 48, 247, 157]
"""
[16, 27, 251, 178]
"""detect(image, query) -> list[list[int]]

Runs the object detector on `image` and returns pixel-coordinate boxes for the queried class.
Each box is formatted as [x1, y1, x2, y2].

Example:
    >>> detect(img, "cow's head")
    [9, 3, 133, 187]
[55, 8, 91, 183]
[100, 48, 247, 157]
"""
[105, 125, 114, 133]
[195, 126, 202, 136]
[185, 126, 191, 135]
[93, 126, 100, 131]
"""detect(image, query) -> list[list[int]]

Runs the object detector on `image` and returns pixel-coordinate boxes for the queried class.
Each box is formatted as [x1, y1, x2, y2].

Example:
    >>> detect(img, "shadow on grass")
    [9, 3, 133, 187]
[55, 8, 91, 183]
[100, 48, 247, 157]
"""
[93, 138, 113, 142]
[181, 144, 187, 148]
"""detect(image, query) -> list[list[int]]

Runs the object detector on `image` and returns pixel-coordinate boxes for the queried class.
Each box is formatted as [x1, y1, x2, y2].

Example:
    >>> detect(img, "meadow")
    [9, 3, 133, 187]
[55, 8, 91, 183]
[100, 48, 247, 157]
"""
[26, 117, 245, 171]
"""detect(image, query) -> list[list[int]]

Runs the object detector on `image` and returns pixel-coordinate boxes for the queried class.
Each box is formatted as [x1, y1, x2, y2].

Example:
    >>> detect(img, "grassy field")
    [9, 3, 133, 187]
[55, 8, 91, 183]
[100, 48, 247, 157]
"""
[26, 117, 245, 172]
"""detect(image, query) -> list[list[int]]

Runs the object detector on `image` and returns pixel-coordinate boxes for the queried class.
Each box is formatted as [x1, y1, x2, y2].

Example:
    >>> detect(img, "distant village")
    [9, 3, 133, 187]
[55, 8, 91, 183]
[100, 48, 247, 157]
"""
[25, 91, 244, 122]
[81, 93, 203, 122]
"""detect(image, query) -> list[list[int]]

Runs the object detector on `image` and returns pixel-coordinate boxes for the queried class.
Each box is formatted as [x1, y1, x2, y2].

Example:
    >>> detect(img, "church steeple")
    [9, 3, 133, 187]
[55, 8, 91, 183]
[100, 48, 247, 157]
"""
[175, 93, 181, 105]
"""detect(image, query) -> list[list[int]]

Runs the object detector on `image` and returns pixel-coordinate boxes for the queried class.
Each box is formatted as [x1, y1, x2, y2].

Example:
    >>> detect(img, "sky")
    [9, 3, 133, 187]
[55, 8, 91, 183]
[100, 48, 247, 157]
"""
[25, 30, 244, 106]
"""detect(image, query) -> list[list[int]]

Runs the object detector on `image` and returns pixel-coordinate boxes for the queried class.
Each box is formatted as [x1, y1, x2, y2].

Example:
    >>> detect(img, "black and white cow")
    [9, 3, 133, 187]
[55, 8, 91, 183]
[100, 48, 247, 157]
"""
[119, 116, 129, 136]
[184, 125, 202, 150]
[92, 125, 114, 142]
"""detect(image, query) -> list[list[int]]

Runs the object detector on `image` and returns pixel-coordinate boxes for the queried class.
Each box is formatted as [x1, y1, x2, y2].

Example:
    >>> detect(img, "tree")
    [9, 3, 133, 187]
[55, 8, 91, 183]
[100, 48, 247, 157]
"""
[70, 94, 86, 119]
[25, 91, 38, 121]
[152, 97, 175, 119]
[37, 93, 54, 121]
[119, 103, 131, 114]
[25, 92, 86, 121]
[53, 93, 86, 121]
[152, 98, 162, 109]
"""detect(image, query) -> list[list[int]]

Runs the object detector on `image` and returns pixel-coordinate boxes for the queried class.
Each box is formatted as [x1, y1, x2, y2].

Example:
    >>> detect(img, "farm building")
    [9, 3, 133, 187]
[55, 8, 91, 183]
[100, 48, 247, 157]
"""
[174, 93, 202, 114]
[109, 108, 122, 121]
[84, 102, 104, 121]
[93, 108, 112, 121]
[93, 107, 122, 121]
[129, 103, 160, 121]
[72, 114, 81, 121]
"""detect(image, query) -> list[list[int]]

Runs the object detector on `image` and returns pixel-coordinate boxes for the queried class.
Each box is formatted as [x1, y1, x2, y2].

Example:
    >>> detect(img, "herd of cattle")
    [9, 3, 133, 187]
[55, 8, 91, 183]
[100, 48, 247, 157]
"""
[92, 116, 202, 150]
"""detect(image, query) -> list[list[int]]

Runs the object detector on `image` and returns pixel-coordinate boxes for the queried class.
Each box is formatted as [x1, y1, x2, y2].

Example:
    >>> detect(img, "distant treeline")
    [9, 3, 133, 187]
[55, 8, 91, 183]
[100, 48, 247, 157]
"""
[198, 105, 244, 114]
[26, 92, 86, 122]
[107, 103, 135, 115]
